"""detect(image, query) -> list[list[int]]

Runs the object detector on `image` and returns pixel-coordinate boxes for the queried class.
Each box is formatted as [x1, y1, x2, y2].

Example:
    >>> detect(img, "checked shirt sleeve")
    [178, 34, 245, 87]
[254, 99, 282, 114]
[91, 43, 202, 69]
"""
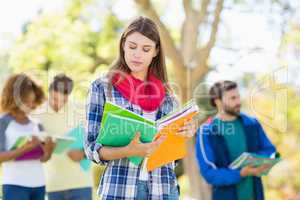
[84, 80, 108, 165]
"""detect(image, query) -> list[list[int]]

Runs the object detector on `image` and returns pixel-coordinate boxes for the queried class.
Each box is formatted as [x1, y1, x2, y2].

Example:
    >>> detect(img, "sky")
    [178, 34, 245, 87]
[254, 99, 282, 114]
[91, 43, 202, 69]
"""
[0, 0, 64, 50]
[0, 0, 298, 86]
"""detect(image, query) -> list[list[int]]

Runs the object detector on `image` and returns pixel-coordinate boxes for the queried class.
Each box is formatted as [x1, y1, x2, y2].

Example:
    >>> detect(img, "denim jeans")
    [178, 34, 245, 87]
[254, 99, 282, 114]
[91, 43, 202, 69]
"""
[2, 184, 45, 200]
[136, 180, 179, 200]
[47, 187, 92, 200]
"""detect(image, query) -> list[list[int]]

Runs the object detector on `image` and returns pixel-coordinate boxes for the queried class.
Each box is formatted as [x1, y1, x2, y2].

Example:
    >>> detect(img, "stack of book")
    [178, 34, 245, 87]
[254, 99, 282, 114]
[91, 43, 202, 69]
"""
[96, 100, 199, 171]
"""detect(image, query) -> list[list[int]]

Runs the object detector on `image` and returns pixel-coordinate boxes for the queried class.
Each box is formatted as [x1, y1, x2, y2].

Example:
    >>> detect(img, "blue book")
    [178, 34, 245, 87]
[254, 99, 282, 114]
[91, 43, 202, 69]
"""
[67, 125, 91, 171]
[52, 135, 76, 154]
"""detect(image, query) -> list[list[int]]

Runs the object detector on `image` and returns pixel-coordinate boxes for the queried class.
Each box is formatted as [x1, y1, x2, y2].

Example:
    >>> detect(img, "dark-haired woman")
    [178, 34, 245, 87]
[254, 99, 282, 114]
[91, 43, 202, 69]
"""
[0, 73, 55, 200]
[85, 17, 196, 200]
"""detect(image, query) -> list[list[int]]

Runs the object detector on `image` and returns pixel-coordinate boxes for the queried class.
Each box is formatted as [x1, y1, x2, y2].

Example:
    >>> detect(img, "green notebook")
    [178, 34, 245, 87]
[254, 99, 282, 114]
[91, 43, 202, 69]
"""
[96, 100, 199, 166]
[10, 136, 28, 150]
[101, 101, 155, 127]
[50, 135, 76, 154]
[10, 135, 76, 154]
[229, 152, 281, 176]
[97, 113, 158, 165]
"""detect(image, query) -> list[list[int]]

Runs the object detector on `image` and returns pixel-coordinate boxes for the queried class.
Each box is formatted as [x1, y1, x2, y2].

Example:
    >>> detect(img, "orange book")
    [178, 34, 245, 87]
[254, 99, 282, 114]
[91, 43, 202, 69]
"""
[147, 111, 198, 171]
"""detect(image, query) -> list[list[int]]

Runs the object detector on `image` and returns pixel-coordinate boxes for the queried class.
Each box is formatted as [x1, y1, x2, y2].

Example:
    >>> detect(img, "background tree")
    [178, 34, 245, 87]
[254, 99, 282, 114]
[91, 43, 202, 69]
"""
[132, 0, 294, 199]
[6, 0, 297, 199]
[9, 0, 123, 98]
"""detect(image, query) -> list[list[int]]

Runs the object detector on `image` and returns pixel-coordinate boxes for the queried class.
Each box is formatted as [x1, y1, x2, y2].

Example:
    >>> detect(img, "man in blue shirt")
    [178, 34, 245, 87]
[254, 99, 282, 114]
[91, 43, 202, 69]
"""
[195, 80, 278, 200]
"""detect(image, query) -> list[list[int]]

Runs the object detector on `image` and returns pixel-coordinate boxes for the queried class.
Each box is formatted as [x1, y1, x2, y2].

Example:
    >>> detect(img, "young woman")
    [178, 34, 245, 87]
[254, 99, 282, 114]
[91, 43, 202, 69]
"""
[85, 16, 196, 199]
[0, 74, 55, 200]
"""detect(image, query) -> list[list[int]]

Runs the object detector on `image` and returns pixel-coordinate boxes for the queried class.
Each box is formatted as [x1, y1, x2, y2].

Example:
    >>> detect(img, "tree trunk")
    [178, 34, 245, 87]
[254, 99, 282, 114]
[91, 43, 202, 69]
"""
[134, 0, 224, 199]
[181, 69, 211, 200]
[183, 140, 211, 200]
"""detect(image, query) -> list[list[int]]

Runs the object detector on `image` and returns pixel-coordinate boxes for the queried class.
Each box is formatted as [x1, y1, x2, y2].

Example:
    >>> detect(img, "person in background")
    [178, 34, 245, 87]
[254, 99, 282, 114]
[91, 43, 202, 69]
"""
[195, 80, 278, 200]
[35, 74, 93, 200]
[0, 73, 55, 200]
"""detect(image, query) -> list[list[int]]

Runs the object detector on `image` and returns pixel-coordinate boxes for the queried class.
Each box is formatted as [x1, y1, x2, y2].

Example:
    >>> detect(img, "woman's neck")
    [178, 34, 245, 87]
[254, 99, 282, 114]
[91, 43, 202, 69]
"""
[10, 112, 29, 124]
[131, 71, 148, 81]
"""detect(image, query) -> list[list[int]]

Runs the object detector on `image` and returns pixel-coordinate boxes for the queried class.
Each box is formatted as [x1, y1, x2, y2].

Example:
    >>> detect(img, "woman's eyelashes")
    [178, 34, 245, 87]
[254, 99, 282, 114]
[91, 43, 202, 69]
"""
[143, 48, 151, 52]
[129, 45, 151, 53]
[129, 45, 136, 50]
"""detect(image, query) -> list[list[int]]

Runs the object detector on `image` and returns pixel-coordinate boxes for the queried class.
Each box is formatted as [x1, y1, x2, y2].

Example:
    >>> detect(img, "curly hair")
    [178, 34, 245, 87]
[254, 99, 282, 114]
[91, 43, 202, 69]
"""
[0, 73, 45, 114]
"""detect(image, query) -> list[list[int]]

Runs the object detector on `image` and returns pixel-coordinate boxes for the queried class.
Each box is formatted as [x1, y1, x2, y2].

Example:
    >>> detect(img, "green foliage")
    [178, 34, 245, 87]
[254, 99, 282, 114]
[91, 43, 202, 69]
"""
[246, 86, 300, 199]
[193, 82, 217, 120]
[0, 53, 11, 88]
[5, 1, 300, 199]
[9, 1, 123, 99]
[282, 27, 300, 52]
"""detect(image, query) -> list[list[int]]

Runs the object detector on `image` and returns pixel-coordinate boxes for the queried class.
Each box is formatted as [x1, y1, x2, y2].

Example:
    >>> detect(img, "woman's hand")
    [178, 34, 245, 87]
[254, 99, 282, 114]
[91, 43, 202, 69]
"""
[42, 137, 56, 153]
[176, 120, 197, 138]
[68, 150, 86, 162]
[21, 136, 42, 152]
[97, 132, 166, 161]
[126, 132, 166, 157]
[40, 137, 56, 162]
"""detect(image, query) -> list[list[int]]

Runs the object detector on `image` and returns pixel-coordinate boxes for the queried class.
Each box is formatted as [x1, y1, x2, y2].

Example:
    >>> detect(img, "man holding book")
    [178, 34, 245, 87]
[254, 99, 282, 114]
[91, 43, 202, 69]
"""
[34, 74, 93, 200]
[195, 80, 279, 200]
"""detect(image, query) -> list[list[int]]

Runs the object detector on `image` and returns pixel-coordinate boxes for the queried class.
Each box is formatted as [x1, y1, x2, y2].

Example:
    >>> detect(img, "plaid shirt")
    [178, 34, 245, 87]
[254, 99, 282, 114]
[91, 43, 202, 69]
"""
[84, 75, 180, 200]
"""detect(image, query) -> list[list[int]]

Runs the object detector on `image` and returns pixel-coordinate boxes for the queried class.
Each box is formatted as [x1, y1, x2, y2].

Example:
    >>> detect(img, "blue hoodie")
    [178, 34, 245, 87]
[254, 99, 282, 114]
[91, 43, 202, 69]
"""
[195, 113, 276, 200]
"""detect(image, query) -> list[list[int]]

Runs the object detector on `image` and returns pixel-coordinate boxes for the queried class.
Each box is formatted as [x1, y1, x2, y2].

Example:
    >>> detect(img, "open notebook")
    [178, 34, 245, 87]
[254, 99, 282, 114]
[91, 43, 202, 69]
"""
[96, 100, 199, 171]
[67, 125, 92, 171]
[11, 134, 76, 161]
[229, 152, 281, 176]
